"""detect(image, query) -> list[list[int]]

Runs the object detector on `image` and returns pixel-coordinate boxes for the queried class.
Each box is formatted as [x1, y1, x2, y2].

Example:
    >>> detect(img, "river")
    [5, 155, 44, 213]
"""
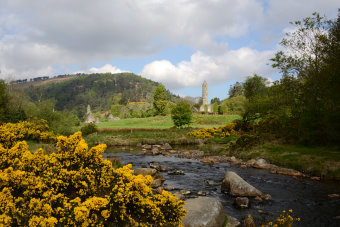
[103, 148, 340, 226]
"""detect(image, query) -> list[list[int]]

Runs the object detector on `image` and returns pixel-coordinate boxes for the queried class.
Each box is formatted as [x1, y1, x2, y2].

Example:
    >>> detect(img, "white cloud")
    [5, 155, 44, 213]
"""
[0, 0, 338, 80]
[141, 48, 276, 89]
[88, 64, 126, 74]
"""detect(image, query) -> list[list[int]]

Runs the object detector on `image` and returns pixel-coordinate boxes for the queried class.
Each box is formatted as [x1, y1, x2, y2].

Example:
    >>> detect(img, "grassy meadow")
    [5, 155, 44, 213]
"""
[231, 143, 340, 179]
[96, 114, 240, 129]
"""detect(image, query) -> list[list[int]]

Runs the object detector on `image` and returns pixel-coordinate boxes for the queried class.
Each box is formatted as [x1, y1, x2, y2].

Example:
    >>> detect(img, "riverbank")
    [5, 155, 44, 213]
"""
[83, 128, 340, 180]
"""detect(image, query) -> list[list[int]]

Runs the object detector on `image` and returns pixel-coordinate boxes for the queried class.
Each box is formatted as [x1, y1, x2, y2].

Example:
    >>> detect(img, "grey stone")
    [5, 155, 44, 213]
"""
[182, 197, 226, 227]
[161, 143, 172, 150]
[225, 216, 241, 227]
[180, 190, 191, 195]
[234, 197, 249, 209]
[197, 191, 207, 196]
[164, 185, 175, 191]
[84, 105, 100, 123]
[151, 179, 163, 188]
[204, 179, 221, 186]
[134, 168, 157, 177]
[221, 171, 264, 197]
[107, 114, 120, 121]
[149, 162, 161, 170]
[168, 170, 185, 175]
[142, 144, 152, 149]
[243, 214, 256, 227]
[152, 147, 160, 155]
[174, 192, 185, 200]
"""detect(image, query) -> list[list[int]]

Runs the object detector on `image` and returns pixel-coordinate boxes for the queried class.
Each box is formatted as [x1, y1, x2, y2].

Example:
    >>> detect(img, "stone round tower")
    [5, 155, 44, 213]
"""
[202, 80, 208, 105]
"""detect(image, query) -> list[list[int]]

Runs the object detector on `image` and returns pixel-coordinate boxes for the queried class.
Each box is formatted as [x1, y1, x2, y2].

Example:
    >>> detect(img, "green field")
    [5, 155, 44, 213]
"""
[232, 143, 340, 179]
[96, 114, 240, 129]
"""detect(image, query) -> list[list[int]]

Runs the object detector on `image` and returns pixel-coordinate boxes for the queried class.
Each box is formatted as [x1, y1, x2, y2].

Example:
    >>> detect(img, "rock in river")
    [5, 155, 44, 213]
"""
[168, 169, 185, 175]
[182, 197, 226, 227]
[234, 197, 250, 209]
[221, 171, 270, 199]
[225, 215, 241, 227]
[243, 214, 256, 227]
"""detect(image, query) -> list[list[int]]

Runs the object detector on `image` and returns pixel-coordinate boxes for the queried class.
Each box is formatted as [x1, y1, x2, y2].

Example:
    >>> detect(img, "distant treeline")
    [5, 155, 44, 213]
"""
[24, 73, 179, 118]
[9, 73, 89, 84]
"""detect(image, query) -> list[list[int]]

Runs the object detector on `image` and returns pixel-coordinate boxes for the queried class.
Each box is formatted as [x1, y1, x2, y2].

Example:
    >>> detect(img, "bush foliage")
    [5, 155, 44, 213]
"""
[171, 101, 192, 128]
[0, 122, 186, 226]
[80, 123, 98, 136]
[187, 123, 237, 139]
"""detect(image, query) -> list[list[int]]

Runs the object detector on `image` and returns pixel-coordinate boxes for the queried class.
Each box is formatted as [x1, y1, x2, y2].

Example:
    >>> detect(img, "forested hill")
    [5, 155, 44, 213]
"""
[22, 73, 179, 117]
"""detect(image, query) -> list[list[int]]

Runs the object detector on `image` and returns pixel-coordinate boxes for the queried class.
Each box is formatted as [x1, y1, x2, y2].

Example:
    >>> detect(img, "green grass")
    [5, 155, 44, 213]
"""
[96, 114, 240, 129]
[232, 143, 340, 179]
[84, 128, 200, 147]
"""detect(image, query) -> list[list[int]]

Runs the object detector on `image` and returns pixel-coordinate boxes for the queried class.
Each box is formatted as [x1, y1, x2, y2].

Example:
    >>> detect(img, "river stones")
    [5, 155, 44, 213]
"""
[161, 143, 172, 150]
[164, 185, 175, 191]
[204, 179, 221, 186]
[234, 197, 249, 209]
[151, 178, 163, 188]
[272, 167, 303, 177]
[151, 147, 160, 155]
[174, 192, 185, 200]
[141, 144, 152, 149]
[180, 190, 191, 195]
[134, 168, 157, 176]
[225, 215, 241, 227]
[221, 171, 267, 198]
[182, 197, 226, 227]
[168, 169, 185, 175]
[197, 191, 207, 196]
[243, 214, 256, 227]
[149, 162, 170, 172]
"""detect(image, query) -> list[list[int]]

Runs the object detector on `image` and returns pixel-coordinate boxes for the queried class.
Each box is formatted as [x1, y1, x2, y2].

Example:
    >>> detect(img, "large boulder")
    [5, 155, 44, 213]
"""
[182, 197, 226, 227]
[221, 171, 267, 198]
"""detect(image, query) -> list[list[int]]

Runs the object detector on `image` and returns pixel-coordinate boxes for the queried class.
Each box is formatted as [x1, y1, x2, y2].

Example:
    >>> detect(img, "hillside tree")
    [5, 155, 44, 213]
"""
[153, 84, 168, 115]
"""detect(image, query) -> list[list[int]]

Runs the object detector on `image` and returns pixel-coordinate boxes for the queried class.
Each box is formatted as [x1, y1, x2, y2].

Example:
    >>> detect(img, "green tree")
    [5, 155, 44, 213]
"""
[243, 74, 267, 100]
[210, 97, 221, 104]
[270, 11, 340, 143]
[228, 82, 244, 97]
[221, 95, 246, 114]
[111, 104, 122, 116]
[171, 101, 192, 128]
[153, 84, 168, 115]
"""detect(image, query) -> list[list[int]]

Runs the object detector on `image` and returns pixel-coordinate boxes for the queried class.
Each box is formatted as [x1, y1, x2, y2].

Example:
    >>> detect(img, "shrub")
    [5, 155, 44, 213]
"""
[0, 126, 186, 226]
[171, 101, 192, 128]
[81, 123, 98, 136]
[235, 134, 259, 148]
[262, 209, 300, 227]
[187, 123, 237, 139]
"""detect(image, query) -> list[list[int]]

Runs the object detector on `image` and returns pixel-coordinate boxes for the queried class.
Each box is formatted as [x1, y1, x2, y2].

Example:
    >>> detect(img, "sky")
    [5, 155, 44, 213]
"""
[0, 0, 338, 101]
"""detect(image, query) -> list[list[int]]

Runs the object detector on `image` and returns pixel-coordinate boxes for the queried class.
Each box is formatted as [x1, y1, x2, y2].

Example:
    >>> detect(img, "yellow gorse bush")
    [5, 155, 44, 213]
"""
[0, 119, 56, 149]
[187, 123, 237, 139]
[0, 123, 186, 226]
[262, 209, 300, 227]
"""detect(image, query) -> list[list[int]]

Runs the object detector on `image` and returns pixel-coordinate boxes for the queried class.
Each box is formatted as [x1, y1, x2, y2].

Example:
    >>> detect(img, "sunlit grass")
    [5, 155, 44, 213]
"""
[96, 114, 240, 129]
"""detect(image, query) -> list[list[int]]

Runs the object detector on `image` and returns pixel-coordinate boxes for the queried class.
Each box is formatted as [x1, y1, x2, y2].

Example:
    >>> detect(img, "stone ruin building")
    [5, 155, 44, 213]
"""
[199, 80, 212, 113]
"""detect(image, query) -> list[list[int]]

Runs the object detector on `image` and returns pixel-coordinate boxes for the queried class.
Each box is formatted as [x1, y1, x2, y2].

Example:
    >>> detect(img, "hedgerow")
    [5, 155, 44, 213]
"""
[0, 122, 186, 226]
[187, 123, 237, 139]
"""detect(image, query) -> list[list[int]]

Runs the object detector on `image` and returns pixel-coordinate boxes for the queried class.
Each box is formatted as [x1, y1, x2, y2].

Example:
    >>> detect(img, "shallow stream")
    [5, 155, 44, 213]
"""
[103, 148, 340, 226]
